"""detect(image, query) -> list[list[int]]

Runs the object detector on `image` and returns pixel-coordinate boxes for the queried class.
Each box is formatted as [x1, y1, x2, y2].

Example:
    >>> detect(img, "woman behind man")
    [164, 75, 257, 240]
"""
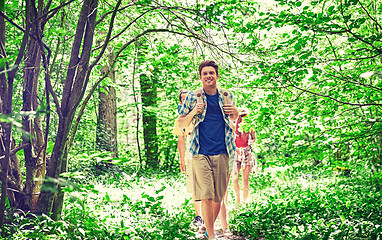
[232, 109, 256, 205]
[173, 89, 203, 227]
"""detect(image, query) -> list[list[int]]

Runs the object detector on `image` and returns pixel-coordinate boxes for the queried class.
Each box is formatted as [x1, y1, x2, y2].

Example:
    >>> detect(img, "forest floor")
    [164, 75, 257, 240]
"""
[5, 162, 380, 239]
[57, 162, 381, 240]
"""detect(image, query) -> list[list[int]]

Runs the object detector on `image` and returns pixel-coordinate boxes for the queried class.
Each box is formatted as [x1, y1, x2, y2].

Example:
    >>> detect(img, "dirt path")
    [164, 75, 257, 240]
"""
[193, 205, 249, 240]
[214, 218, 247, 240]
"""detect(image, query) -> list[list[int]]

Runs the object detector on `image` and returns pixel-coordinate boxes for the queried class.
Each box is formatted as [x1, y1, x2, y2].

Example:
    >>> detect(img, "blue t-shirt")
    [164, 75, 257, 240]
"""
[198, 92, 227, 155]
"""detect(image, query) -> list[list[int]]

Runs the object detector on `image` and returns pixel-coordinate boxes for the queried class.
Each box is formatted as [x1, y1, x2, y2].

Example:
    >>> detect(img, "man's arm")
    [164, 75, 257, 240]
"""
[177, 135, 186, 172]
[178, 102, 204, 128]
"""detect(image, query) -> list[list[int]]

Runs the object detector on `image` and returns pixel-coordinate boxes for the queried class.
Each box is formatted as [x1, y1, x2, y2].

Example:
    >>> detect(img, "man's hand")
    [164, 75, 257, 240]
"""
[180, 159, 186, 172]
[223, 104, 238, 114]
[178, 103, 205, 128]
[192, 102, 205, 115]
[223, 104, 239, 120]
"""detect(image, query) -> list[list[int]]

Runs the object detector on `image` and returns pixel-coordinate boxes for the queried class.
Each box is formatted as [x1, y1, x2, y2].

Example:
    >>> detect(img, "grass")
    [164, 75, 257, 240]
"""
[231, 162, 382, 240]
[2, 159, 382, 239]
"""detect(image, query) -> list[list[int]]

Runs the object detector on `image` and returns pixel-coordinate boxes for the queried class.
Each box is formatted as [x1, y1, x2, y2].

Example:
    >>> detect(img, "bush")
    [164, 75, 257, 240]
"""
[230, 165, 382, 240]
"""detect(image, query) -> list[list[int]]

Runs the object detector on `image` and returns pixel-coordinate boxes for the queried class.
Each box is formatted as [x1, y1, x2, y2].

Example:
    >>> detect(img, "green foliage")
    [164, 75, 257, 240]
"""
[230, 164, 382, 239]
[2, 0, 382, 233]
[3, 159, 382, 239]
[1, 168, 196, 239]
[229, 0, 382, 169]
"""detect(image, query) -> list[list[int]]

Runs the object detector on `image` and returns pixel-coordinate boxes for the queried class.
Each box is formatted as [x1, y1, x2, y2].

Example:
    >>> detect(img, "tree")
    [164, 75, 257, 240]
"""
[97, 47, 118, 157]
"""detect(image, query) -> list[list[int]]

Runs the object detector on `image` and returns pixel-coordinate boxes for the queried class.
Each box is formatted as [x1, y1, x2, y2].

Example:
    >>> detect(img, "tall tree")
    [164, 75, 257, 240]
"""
[36, 0, 99, 218]
[140, 72, 159, 169]
[0, 0, 9, 226]
[21, 0, 48, 211]
[97, 48, 118, 157]
[135, 39, 159, 169]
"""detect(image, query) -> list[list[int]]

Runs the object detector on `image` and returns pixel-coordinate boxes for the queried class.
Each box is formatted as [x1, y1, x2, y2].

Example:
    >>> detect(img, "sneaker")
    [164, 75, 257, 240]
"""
[205, 230, 219, 239]
[193, 215, 203, 227]
[223, 228, 232, 237]
[198, 225, 206, 234]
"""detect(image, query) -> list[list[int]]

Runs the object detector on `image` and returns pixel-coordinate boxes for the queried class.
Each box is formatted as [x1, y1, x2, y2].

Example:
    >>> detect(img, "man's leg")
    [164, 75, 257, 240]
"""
[194, 199, 201, 217]
[219, 175, 230, 231]
[213, 200, 221, 222]
[242, 165, 251, 204]
[202, 199, 215, 239]
[232, 166, 241, 204]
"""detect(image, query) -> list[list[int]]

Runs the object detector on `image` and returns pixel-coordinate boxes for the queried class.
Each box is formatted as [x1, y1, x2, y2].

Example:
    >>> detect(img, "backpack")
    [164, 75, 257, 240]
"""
[187, 88, 234, 135]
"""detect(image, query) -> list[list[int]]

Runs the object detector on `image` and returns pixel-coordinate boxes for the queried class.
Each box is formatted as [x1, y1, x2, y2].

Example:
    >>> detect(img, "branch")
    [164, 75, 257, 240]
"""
[44, 0, 77, 22]
[92, 6, 160, 52]
[340, 6, 382, 55]
[323, 67, 382, 93]
[0, 11, 25, 32]
[0, 11, 52, 60]
[291, 83, 382, 107]
[10, 144, 30, 156]
[95, 3, 133, 26]
[81, 0, 122, 100]
[358, 0, 382, 32]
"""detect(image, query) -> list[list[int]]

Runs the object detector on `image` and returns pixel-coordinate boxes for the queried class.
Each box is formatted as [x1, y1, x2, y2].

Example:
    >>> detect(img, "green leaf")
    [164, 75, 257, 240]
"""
[0, 58, 5, 69]
[105, 193, 111, 202]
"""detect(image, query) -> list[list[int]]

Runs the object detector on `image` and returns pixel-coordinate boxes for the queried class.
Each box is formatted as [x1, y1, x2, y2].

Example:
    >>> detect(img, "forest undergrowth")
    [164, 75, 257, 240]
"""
[2, 155, 381, 240]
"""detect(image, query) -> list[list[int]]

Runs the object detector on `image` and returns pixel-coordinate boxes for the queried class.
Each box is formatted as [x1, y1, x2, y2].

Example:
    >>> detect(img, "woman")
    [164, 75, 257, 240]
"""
[232, 109, 256, 205]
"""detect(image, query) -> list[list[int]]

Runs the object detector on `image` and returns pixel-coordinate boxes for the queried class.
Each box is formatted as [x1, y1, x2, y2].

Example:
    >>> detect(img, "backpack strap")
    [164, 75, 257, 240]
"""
[194, 88, 203, 104]
[220, 88, 235, 130]
[221, 88, 231, 105]
[186, 88, 203, 135]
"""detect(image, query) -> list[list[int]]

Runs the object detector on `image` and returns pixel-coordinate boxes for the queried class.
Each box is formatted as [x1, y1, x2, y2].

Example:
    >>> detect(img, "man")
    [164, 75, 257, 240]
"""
[178, 60, 238, 240]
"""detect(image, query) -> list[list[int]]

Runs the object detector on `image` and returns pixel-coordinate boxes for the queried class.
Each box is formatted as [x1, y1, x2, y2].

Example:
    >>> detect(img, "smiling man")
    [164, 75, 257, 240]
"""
[178, 60, 238, 239]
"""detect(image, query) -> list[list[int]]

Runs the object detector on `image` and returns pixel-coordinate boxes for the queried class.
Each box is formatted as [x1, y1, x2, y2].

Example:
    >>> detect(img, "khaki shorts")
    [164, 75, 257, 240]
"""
[192, 154, 229, 203]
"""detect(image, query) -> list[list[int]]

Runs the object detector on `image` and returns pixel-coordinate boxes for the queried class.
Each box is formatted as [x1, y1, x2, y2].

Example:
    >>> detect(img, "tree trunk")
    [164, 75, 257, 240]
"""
[0, 0, 31, 224]
[0, 122, 11, 226]
[140, 73, 159, 169]
[21, 0, 45, 210]
[0, 2, 10, 226]
[8, 139, 25, 209]
[96, 50, 118, 157]
[36, 0, 98, 218]
[0, 2, 11, 226]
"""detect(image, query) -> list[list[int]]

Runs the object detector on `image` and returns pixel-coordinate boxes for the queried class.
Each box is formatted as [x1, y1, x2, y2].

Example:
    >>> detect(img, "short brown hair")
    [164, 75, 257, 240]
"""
[198, 60, 219, 77]
[178, 89, 189, 102]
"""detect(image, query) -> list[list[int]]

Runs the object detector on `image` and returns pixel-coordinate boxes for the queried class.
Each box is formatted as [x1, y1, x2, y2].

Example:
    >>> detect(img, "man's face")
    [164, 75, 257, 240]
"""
[200, 66, 218, 88]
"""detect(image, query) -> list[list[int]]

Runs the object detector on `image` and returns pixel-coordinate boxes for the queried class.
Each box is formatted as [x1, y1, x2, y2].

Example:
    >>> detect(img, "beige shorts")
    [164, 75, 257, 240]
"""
[192, 154, 229, 203]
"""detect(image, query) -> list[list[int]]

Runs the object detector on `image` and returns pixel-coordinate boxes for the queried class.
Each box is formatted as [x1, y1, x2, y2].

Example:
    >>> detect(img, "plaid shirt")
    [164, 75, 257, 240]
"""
[179, 88, 236, 162]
